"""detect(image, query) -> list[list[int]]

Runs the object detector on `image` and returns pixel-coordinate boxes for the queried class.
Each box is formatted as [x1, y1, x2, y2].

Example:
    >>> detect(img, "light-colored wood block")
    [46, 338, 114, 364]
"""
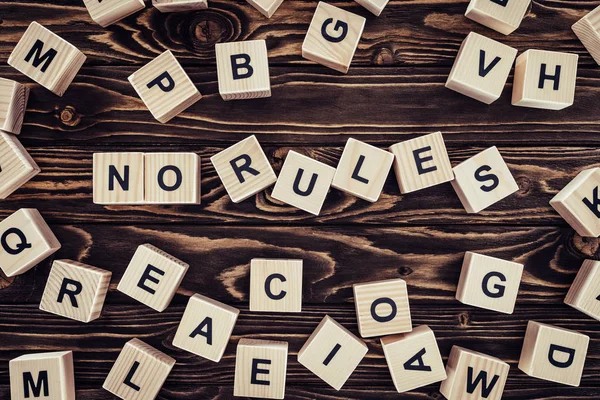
[440, 346, 509, 400]
[354, 0, 389, 16]
[456, 252, 523, 314]
[0, 208, 60, 277]
[247, 0, 284, 18]
[210, 135, 277, 203]
[445, 32, 517, 104]
[117, 244, 189, 312]
[381, 325, 446, 393]
[550, 168, 600, 237]
[8, 22, 86, 97]
[153, 0, 208, 13]
[298, 315, 367, 390]
[0, 131, 40, 199]
[389, 132, 453, 194]
[172, 293, 239, 362]
[572, 6, 600, 66]
[144, 152, 201, 204]
[83, 0, 145, 27]
[250, 259, 303, 312]
[332, 138, 394, 202]
[353, 278, 412, 338]
[565, 259, 600, 321]
[39, 259, 112, 323]
[451, 146, 518, 213]
[215, 40, 271, 101]
[465, 0, 530, 35]
[302, 2, 366, 73]
[93, 152, 145, 205]
[512, 49, 579, 110]
[0, 78, 29, 135]
[103, 338, 175, 400]
[271, 150, 336, 216]
[518, 321, 589, 387]
[10, 351, 75, 400]
[234, 338, 288, 399]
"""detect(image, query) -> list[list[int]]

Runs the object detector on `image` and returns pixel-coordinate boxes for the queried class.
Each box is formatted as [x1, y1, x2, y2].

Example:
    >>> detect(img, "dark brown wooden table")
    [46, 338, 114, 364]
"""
[1, 0, 600, 398]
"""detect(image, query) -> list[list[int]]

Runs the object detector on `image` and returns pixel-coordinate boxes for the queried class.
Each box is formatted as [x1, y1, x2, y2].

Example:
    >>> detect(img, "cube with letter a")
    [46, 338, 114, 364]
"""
[234, 339, 288, 399]
[250, 259, 303, 313]
[93, 152, 145, 205]
[565, 259, 600, 321]
[10, 351, 75, 400]
[465, 0, 530, 35]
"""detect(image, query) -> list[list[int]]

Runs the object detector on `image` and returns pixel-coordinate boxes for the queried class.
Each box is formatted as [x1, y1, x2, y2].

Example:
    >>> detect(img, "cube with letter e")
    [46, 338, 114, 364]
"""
[234, 339, 288, 399]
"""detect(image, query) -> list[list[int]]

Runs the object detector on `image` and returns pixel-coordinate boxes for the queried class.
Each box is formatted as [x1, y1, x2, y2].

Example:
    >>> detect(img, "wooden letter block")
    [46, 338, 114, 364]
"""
[565, 259, 600, 321]
[93, 152, 145, 205]
[103, 338, 175, 400]
[518, 321, 589, 386]
[512, 49, 579, 110]
[389, 132, 453, 194]
[83, 0, 145, 27]
[172, 293, 239, 362]
[332, 138, 394, 202]
[0, 209, 60, 277]
[446, 32, 517, 104]
[0, 78, 29, 135]
[153, 0, 208, 13]
[573, 6, 600, 66]
[117, 244, 189, 312]
[247, 0, 284, 18]
[353, 278, 412, 338]
[40, 259, 112, 323]
[0, 132, 40, 199]
[250, 259, 302, 312]
[271, 151, 335, 215]
[354, 0, 389, 16]
[216, 40, 271, 101]
[381, 325, 446, 393]
[144, 153, 201, 204]
[440, 346, 509, 400]
[456, 252, 523, 314]
[451, 146, 518, 213]
[234, 339, 288, 399]
[297, 315, 367, 390]
[210, 135, 277, 203]
[8, 22, 86, 97]
[465, 0, 530, 35]
[10, 351, 75, 400]
[302, 2, 366, 73]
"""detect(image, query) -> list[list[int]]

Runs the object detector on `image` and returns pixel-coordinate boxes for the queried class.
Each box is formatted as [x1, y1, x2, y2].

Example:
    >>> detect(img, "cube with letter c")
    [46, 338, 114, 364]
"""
[250, 259, 302, 313]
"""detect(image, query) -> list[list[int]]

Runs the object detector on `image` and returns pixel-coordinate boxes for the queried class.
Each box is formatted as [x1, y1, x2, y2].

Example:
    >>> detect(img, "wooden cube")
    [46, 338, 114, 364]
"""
[302, 2, 366, 73]
[93, 152, 145, 205]
[144, 153, 201, 204]
[456, 252, 523, 314]
[440, 346, 509, 400]
[572, 6, 600, 66]
[381, 325, 446, 393]
[10, 351, 75, 400]
[83, 0, 145, 27]
[210, 135, 277, 203]
[512, 50, 579, 110]
[271, 151, 335, 216]
[250, 259, 302, 313]
[39, 259, 112, 323]
[172, 293, 239, 362]
[153, 0, 208, 13]
[0, 209, 60, 277]
[117, 244, 189, 312]
[0, 78, 29, 135]
[234, 339, 288, 399]
[103, 338, 175, 400]
[332, 138, 394, 202]
[353, 278, 412, 338]
[128, 50, 201, 123]
[247, 0, 284, 18]
[215, 40, 271, 101]
[550, 168, 600, 237]
[518, 321, 589, 387]
[445, 32, 517, 104]
[451, 146, 518, 213]
[8, 22, 86, 97]
[354, 0, 389, 16]
[465, 0, 530, 35]
[565, 259, 600, 321]
[0, 131, 40, 199]
[389, 132, 453, 194]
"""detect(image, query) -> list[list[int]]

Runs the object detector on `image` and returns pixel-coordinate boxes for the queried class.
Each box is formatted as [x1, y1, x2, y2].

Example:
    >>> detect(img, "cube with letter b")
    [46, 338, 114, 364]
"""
[0, 132, 40, 199]
[0, 78, 30, 135]
[93, 152, 145, 205]
[10, 351, 75, 400]
[234, 339, 288, 399]
[83, 0, 145, 27]
[250, 259, 302, 312]
[565, 259, 600, 321]
[144, 153, 201, 204]
[465, 0, 530, 35]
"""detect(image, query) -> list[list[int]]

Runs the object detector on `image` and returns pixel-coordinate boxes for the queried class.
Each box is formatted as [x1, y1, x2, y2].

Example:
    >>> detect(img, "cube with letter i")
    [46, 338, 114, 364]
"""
[153, 0, 208, 13]
[465, 0, 530, 35]
[565, 259, 600, 321]
[0, 132, 40, 199]
[572, 6, 600, 66]
[10, 351, 75, 400]
[355, 0, 389, 16]
[93, 152, 145, 205]
[247, 0, 284, 18]
[0, 78, 29, 135]
[144, 153, 201, 204]
[250, 259, 302, 312]
[234, 339, 288, 399]
[83, 0, 145, 27]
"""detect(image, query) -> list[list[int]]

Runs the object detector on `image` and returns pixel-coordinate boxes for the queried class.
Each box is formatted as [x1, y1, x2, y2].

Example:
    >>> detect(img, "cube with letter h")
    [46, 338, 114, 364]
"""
[0, 78, 30, 135]
[234, 339, 288, 399]
[250, 259, 302, 312]
[0, 132, 40, 199]
[465, 0, 530, 35]
[10, 351, 75, 400]
[83, 0, 145, 27]
[565, 259, 600, 321]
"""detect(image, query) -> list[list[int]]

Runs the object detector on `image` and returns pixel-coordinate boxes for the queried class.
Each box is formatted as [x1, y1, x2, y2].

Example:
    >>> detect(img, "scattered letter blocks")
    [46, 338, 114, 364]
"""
[0, 132, 40, 199]
[173, 293, 239, 362]
[83, 0, 145, 27]
[103, 338, 175, 400]
[519, 321, 589, 387]
[117, 244, 189, 312]
[302, 2, 366, 73]
[465, 0, 530, 35]
[153, 0, 208, 13]
[512, 50, 579, 110]
[250, 259, 303, 312]
[247, 0, 284, 18]
[216, 40, 271, 100]
[565, 259, 600, 321]
[0, 78, 29, 135]
[355, 0, 389, 16]
[440, 346, 509, 400]
[93, 152, 145, 205]
[381, 325, 446, 393]
[234, 339, 288, 399]
[8, 22, 86, 96]
[10, 351, 75, 400]
[144, 153, 201, 204]
[572, 6, 600, 66]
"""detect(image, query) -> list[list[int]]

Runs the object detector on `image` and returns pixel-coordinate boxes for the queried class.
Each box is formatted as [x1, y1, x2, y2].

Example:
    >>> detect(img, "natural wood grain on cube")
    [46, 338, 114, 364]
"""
[144, 153, 201, 204]
[234, 339, 288, 399]
[93, 152, 145, 205]
[250, 258, 303, 312]
[565, 259, 600, 321]
[572, 6, 600, 66]
[354, 0, 389, 16]
[0, 132, 40, 199]
[0, 78, 29, 135]
[465, 0, 530, 35]
[247, 0, 284, 18]
[153, 0, 208, 13]
[10, 351, 75, 400]
[82, 0, 145, 27]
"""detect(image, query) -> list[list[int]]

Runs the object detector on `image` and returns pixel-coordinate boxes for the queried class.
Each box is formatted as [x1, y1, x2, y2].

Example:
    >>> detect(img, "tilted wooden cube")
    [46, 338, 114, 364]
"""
[93, 152, 145, 205]
[216, 40, 271, 100]
[83, 0, 145, 27]
[144, 153, 201, 204]
[0, 131, 40, 199]
[0, 78, 29, 135]
[234, 339, 288, 399]
[247, 0, 284, 18]
[153, 0, 208, 13]
[354, 0, 389, 16]
[572, 6, 600, 66]
[465, 0, 530, 35]
[10, 351, 75, 400]
[565, 259, 600, 321]
[250, 259, 303, 313]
